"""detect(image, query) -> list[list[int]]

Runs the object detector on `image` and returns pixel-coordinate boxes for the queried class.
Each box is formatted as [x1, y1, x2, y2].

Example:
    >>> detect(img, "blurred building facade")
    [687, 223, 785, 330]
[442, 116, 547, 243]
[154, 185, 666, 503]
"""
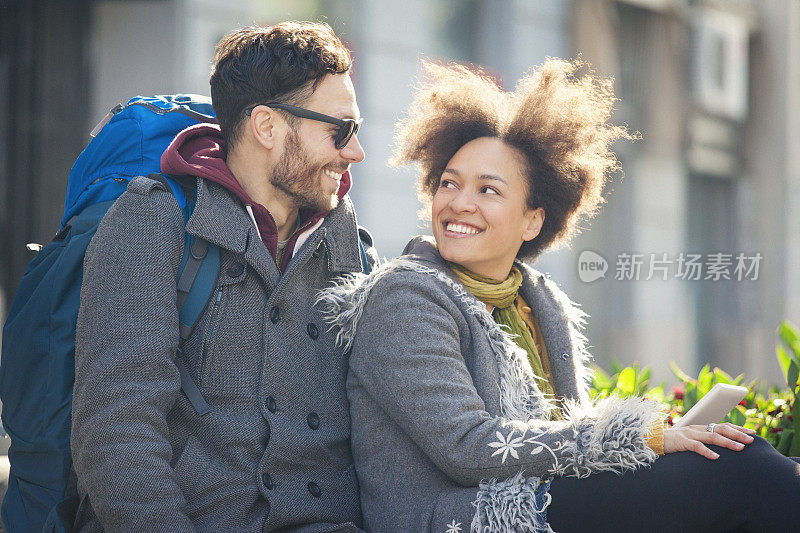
[1, 0, 798, 384]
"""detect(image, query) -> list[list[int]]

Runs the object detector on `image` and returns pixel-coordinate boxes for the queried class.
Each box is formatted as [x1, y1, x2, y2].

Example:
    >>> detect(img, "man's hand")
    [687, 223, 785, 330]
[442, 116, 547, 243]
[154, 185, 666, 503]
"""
[664, 422, 757, 459]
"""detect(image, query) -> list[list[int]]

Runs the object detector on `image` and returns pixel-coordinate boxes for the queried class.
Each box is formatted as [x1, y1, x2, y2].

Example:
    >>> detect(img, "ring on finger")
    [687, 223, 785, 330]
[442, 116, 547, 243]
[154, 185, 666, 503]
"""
[706, 423, 717, 433]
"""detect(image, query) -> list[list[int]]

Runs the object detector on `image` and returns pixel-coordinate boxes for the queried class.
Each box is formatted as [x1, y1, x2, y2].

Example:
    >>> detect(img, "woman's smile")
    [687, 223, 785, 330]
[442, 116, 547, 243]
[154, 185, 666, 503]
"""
[442, 220, 484, 237]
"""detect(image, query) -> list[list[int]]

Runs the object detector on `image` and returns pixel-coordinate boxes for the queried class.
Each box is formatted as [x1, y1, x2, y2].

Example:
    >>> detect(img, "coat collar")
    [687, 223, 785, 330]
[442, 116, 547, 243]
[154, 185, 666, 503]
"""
[516, 267, 584, 403]
[401, 235, 585, 402]
[319, 194, 363, 274]
[185, 178, 363, 283]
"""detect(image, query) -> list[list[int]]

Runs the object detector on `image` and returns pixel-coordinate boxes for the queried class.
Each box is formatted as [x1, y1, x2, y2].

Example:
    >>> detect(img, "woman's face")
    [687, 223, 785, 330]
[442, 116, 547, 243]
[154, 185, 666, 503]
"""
[432, 137, 544, 281]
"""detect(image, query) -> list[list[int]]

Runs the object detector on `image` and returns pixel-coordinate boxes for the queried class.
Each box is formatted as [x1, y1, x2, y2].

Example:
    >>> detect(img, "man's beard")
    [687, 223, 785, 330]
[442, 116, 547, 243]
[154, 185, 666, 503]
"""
[270, 128, 340, 213]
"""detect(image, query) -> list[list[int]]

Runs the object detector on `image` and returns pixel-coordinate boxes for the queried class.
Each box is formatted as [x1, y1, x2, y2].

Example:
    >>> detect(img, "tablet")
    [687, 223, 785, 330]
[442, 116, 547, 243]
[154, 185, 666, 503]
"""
[673, 383, 749, 428]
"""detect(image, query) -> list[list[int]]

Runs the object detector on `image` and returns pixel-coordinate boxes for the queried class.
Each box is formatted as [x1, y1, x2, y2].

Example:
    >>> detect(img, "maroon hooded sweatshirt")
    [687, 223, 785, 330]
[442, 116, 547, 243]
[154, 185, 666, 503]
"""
[161, 123, 352, 272]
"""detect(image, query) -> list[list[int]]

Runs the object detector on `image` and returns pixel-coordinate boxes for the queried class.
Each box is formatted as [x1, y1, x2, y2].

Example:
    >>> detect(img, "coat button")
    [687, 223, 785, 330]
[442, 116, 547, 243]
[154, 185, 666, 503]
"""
[307, 482, 322, 498]
[262, 472, 274, 489]
[226, 261, 245, 278]
[561, 352, 570, 361]
[270, 306, 280, 324]
[307, 323, 319, 340]
[307, 412, 320, 430]
[266, 396, 277, 413]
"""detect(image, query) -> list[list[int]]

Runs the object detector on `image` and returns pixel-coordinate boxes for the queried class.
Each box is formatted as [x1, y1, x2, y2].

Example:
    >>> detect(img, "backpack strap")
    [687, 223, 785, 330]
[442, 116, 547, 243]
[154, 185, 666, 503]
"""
[357, 226, 374, 275]
[173, 233, 218, 417]
[358, 239, 370, 275]
[147, 173, 218, 416]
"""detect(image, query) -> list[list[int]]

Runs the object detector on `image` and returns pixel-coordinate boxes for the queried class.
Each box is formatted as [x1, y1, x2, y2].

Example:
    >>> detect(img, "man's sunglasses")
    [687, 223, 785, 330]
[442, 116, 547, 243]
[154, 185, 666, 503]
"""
[248, 103, 363, 150]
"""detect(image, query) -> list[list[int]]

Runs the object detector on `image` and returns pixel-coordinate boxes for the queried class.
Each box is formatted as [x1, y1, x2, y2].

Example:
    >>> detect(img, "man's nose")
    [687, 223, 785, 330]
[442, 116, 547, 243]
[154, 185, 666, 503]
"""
[340, 134, 365, 163]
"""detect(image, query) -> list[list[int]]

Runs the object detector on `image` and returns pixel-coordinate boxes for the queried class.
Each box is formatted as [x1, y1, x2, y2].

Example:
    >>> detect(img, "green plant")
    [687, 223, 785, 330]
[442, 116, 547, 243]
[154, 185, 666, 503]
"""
[587, 320, 800, 457]
[590, 360, 665, 400]
[775, 320, 800, 456]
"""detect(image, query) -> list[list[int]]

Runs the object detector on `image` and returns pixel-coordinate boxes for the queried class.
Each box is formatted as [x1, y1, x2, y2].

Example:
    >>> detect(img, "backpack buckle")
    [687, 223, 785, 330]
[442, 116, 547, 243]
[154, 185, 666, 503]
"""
[54, 224, 72, 241]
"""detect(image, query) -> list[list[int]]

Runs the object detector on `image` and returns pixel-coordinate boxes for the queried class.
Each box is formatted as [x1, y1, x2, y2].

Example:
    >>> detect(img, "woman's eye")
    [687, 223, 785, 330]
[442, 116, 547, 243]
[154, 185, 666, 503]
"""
[481, 186, 499, 195]
[439, 179, 456, 189]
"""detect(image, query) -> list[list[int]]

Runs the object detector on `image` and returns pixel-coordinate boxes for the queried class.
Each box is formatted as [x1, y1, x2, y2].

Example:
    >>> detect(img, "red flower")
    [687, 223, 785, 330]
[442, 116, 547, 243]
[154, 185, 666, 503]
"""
[672, 385, 685, 400]
[738, 399, 747, 406]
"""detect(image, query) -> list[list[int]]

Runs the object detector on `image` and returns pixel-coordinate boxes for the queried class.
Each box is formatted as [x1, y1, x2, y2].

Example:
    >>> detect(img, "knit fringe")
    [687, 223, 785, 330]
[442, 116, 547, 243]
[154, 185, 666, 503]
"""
[470, 472, 553, 533]
[549, 395, 664, 478]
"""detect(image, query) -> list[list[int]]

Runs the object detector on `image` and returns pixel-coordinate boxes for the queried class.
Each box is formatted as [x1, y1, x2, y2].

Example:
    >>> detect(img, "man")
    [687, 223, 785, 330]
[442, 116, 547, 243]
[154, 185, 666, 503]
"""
[72, 22, 372, 531]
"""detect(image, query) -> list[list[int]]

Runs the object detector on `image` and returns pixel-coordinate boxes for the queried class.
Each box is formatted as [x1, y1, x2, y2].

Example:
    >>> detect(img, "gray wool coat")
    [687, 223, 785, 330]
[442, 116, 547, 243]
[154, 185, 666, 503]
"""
[318, 236, 662, 533]
[72, 175, 375, 532]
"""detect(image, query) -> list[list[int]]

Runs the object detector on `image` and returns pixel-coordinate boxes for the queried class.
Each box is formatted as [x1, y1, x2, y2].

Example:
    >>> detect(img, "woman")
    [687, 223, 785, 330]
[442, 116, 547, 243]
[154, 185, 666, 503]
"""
[319, 59, 800, 532]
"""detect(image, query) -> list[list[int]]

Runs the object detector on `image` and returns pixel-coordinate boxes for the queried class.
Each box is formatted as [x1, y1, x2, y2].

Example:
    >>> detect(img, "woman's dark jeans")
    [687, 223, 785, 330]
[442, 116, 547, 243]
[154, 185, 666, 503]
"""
[547, 436, 800, 532]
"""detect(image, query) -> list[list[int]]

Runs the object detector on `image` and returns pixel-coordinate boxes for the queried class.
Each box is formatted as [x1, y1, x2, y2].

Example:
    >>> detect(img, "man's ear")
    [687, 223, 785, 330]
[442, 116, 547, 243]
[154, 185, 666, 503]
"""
[522, 207, 545, 242]
[249, 105, 282, 150]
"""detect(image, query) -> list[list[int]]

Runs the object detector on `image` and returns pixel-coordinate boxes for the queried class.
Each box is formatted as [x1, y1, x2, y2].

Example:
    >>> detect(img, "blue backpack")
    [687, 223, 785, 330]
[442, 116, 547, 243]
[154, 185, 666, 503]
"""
[0, 95, 222, 532]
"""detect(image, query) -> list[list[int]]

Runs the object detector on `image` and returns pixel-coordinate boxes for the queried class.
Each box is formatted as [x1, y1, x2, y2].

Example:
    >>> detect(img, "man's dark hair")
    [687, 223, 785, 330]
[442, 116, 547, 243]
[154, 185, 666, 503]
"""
[210, 21, 352, 151]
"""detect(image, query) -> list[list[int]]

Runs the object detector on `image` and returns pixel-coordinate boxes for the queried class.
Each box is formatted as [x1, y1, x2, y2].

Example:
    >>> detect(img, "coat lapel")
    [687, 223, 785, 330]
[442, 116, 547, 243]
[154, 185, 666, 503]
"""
[321, 195, 363, 274]
[518, 269, 582, 402]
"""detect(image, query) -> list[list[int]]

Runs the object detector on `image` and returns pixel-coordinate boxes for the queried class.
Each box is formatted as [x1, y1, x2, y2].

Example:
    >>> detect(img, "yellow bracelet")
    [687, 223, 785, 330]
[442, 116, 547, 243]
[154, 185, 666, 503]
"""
[646, 421, 665, 455]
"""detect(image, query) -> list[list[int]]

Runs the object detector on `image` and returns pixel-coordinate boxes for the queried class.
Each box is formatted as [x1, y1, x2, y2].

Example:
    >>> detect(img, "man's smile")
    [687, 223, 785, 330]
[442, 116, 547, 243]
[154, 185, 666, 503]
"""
[323, 168, 343, 182]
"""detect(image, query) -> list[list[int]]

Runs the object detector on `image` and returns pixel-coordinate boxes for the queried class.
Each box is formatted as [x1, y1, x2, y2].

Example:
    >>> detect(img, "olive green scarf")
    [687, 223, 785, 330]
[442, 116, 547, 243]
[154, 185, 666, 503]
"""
[448, 262, 554, 397]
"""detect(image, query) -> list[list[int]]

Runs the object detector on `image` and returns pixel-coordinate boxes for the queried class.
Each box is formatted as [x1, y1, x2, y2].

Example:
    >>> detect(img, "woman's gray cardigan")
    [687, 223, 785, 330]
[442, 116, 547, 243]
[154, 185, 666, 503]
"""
[319, 237, 663, 533]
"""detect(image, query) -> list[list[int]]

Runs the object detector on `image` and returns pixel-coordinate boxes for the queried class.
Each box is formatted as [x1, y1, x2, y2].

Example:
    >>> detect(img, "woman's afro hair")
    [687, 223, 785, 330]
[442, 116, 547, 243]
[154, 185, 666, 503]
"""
[391, 58, 634, 261]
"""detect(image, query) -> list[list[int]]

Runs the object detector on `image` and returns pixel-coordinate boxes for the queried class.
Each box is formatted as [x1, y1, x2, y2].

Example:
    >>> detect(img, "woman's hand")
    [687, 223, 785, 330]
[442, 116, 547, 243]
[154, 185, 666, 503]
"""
[663, 423, 757, 459]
